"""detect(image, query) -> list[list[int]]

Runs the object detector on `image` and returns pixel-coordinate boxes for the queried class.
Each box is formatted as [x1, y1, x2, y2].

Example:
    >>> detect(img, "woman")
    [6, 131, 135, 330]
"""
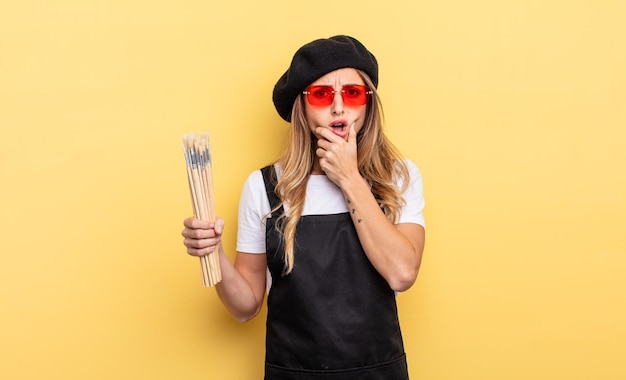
[182, 35, 426, 379]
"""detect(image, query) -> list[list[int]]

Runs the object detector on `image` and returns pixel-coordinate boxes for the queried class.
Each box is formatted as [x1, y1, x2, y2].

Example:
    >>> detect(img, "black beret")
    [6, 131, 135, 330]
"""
[272, 35, 379, 122]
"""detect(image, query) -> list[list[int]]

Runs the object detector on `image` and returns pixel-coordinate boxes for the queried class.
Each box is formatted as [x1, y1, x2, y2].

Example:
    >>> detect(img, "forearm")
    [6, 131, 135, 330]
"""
[214, 249, 265, 323]
[182, 217, 266, 321]
[340, 174, 424, 292]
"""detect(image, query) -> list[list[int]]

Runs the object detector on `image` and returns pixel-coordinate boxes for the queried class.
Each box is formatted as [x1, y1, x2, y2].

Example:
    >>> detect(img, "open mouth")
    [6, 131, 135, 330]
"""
[329, 120, 348, 137]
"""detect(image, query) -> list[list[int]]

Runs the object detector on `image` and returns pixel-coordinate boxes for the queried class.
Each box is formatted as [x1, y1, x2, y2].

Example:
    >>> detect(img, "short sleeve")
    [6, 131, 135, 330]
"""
[397, 160, 425, 228]
[236, 170, 271, 254]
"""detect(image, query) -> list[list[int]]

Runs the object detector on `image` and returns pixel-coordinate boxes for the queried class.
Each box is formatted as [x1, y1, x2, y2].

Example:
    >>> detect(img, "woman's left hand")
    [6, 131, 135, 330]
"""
[315, 122, 360, 187]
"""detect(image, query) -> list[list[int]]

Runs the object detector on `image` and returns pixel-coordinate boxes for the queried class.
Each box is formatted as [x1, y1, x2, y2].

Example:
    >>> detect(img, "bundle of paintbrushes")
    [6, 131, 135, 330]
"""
[182, 132, 222, 287]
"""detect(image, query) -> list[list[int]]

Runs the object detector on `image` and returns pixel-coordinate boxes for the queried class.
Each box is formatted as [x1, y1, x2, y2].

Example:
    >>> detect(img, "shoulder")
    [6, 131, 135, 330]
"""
[242, 163, 279, 193]
[239, 166, 274, 213]
[241, 169, 264, 195]
[396, 159, 423, 188]
[396, 159, 425, 226]
[406, 159, 423, 182]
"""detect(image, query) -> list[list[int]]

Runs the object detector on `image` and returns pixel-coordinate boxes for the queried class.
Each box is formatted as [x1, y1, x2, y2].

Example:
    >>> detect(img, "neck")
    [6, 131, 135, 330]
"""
[311, 159, 325, 175]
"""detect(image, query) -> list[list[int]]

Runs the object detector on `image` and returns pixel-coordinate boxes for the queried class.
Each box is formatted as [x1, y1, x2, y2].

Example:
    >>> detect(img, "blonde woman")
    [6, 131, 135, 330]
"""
[182, 35, 425, 379]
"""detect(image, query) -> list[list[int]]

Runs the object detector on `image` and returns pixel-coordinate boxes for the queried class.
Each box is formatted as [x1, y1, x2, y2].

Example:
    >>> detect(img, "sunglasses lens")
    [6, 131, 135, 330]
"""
[342, 85, 368, 106]
[306, 86, 334, 106]
[305, 85, 370, 107]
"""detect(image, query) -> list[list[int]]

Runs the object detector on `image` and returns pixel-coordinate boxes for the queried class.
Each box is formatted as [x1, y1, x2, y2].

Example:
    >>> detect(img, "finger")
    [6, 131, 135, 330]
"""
[186, 246, 217, 257]
[214, 217, 225, 235]
[182, 226, 216, 239]
[184, 237, 205, 249]
[347, 122, 357, 145]
[183, 217, 211, 229]
[315, 127, 342, 143]
[316, 146, 328, 159]
[184, 236, 221, 249]
[316, 137, 329, 151]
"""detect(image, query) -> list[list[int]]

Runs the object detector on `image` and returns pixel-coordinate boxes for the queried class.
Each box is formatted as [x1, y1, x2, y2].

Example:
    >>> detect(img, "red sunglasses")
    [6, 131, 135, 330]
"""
[303, 85, 372, 107]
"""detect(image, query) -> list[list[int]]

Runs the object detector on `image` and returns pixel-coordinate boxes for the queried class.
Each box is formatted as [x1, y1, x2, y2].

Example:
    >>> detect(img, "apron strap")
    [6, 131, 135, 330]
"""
[260, 164, 283, 218]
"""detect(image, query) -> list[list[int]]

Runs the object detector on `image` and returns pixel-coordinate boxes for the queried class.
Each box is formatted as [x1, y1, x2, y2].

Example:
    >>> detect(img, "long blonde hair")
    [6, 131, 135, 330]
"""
[273, 70, 409, 274]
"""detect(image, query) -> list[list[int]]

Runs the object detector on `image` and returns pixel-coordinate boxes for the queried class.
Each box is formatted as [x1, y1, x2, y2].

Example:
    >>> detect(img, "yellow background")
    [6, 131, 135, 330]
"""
[1, 1, 625, 379]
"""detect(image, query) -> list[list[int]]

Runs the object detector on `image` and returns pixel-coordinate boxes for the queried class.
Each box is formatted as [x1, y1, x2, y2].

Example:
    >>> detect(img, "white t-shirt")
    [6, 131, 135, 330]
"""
[236, 160, 425, 254]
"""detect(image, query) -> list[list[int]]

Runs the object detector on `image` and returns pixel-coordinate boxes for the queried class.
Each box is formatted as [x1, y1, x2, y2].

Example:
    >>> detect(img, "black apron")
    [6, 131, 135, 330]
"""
[261, 165, 409, 380]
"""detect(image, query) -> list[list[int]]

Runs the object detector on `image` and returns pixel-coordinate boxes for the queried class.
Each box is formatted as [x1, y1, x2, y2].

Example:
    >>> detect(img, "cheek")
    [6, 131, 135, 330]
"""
[304, 108, 325, 129]
[303, 114, 321, 139]
[354, 109, 368, 132]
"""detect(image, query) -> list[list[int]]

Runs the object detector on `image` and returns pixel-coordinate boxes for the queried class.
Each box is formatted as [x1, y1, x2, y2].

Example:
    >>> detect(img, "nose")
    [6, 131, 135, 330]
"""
[331, 90, 344, 115]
